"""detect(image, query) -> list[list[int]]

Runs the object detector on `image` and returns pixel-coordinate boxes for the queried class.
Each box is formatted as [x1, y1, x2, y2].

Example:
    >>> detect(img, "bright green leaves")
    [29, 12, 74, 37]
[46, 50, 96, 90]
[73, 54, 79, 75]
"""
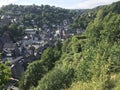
[19, 60, 48, 90]
[0, 62, 11, 89]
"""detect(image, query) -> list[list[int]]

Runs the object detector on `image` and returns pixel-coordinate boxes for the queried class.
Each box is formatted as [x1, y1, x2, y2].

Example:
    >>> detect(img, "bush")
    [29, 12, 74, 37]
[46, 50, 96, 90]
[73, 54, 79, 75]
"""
[34, 68, 74, 90]
[19, 60, 48, 90]
[0, 62, 11, 89]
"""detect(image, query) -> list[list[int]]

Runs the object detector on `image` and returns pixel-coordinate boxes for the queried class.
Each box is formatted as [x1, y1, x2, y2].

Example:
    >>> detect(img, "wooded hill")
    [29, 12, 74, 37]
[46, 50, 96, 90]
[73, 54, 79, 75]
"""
[0, 4, 83, 29]
[18, 1, 120, 90]
[0, 1, 120, 90]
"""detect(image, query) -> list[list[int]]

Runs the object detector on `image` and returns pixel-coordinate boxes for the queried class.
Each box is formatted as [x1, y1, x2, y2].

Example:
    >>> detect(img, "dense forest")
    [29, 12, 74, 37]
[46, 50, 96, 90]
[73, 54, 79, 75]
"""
[0, 4, 83, 28]
[0, 1, 120, 90]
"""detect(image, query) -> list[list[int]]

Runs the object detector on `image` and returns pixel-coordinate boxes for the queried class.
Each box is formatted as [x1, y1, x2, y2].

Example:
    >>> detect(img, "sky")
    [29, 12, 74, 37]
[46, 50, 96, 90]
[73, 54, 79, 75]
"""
[0, 0, 119, 9]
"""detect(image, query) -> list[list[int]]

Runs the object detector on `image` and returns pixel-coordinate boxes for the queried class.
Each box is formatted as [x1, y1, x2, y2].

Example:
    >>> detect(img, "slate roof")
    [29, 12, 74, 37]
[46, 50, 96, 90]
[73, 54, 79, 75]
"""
[11, 56, 24, 64]
[3, 43, 16, 49]
[0, 36, 13, 44]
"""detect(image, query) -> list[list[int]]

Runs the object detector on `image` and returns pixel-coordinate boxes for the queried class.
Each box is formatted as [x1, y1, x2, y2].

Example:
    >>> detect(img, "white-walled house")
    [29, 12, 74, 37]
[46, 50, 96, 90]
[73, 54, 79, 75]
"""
[25, 29, 36, 35]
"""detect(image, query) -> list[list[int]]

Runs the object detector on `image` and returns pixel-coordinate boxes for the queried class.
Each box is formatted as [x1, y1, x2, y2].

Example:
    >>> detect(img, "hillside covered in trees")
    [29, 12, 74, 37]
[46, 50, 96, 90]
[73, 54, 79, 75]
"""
[70, 1, 120, 30]
[18, 1, 120, 90]
[0, 4, 83, 29]
[0, 1, 120, 90]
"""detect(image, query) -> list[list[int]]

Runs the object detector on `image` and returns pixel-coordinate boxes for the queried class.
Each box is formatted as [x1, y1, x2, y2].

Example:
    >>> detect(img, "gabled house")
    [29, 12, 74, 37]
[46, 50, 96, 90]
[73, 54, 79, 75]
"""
[25, 29, 36, 35]
[11, 56, 24, 79]
[3, 43, 19, 58]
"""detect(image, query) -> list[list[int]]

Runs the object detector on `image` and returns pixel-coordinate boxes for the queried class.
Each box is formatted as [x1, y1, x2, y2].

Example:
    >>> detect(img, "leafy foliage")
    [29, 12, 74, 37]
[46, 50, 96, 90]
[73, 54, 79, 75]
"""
[0, 62, 11, 89]
[19, 42, 62, 90]
[0, 4, 81, 29]
[33, 68, 73, 90]
[0, 24, 24, 41]
[19, 60, 48, 90]
[18, 1, 120, 90]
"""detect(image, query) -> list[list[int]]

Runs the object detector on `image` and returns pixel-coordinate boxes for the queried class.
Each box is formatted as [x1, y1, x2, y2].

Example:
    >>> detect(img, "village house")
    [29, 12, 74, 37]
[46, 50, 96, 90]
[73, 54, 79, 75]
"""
[2, 43, 19, 61]
[25, 28, 36, 35]
[11, 56, 24, 79]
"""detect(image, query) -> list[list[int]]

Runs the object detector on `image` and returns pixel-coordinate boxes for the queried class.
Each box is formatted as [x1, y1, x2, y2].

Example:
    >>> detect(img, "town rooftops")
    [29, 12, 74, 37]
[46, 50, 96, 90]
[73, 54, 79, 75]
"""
[11, 56, 24, 64]
[25, 29, 35, 31]
[25, 29, 36, 35]
[3, 43, 16, 50]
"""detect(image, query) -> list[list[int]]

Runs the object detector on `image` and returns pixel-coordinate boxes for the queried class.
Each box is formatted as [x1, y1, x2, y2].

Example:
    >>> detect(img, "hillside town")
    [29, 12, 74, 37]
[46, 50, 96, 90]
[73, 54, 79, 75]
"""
[0, 1, 120, 90]
[0, 13, 83, 80]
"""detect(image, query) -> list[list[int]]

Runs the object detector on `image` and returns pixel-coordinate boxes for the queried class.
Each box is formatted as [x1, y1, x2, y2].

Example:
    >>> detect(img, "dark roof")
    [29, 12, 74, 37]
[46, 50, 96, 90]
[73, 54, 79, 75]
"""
[0, 37, 3, 44]
[0, 37, 13, 44]
[29, 46, 35, 50]
[11, 56, 24, 64]
[4, 43, 16, 49]
[0, 37, 3, 41]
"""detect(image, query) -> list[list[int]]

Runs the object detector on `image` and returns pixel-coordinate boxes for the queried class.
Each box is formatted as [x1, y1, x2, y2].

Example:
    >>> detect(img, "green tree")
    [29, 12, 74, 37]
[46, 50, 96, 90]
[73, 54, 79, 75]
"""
[0, 62, 11, 89]
[53, 40, 62, 60]
[41, 47, 55, 70]
[19, 60, 48, 90]
[33, 68, 73, 90]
